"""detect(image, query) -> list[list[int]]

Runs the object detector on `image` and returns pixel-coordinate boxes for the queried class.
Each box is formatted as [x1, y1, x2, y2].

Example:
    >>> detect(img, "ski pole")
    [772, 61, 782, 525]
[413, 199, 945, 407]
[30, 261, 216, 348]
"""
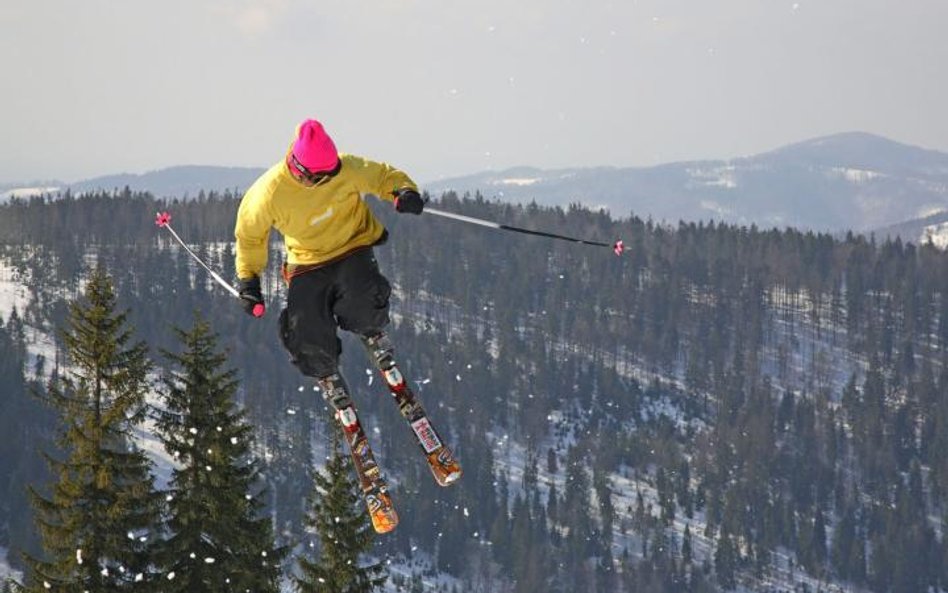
[423, 206, 625, 256]
[154, 212, 264, 316]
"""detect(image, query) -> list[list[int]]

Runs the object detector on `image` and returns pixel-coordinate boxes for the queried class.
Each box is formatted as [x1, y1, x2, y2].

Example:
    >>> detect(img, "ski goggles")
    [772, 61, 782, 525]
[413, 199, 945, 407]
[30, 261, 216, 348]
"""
[289, 153, 342, 187]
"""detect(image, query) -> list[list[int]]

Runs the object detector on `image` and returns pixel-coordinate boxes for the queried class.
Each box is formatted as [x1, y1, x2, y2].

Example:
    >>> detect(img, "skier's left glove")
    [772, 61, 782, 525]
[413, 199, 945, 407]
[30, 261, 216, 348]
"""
[237, 276, 266, 318]
[393, 189, 426, 215]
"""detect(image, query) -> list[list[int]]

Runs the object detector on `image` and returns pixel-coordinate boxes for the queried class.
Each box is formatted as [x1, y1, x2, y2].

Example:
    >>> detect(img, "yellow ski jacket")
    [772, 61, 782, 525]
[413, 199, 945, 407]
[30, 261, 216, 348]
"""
[234, 153, 417, 280]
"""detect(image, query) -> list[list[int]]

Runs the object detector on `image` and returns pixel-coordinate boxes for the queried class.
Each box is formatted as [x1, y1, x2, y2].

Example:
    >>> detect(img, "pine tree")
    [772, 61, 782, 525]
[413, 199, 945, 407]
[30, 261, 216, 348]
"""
[682, 524, 693, 566]
[155, 316, 283, 592]
[295, 431, 386, 593]
[21, 267, 162, 592]
[714, 529, 738, 590]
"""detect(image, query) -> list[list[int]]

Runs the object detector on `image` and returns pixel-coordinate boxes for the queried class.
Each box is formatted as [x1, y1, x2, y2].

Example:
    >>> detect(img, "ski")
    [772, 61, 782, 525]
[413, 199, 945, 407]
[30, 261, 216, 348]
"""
[317, 374, 399, 534]
[362, 333, 462, 487]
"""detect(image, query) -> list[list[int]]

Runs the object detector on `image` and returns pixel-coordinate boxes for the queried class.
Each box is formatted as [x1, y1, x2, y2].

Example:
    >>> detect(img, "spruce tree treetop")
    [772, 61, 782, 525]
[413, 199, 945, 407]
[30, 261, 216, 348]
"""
[156, 315, 283, 593]
[295, 430, 386, 593]
[22, 266, 162, 592]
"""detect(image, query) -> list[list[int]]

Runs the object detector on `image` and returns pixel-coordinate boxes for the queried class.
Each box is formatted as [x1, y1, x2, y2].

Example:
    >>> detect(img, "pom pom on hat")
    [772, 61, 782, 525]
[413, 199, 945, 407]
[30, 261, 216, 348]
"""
[292, 119, 339, 172]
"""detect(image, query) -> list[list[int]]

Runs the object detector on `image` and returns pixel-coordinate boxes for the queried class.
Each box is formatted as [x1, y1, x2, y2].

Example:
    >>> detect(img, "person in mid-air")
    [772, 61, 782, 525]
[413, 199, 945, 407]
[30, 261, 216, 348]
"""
[233, 118, 460, 533]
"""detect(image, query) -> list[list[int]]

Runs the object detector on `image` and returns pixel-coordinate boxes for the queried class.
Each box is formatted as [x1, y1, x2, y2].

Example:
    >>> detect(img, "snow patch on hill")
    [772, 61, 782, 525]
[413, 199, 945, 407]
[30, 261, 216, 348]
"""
[687, 165, 737, 189]
[1, 546, 21, 586]
[0, 186, 60, 202]
[923, 221, 948, 249]
[827, 167, 885, 184]
[490, 177, 541, 187]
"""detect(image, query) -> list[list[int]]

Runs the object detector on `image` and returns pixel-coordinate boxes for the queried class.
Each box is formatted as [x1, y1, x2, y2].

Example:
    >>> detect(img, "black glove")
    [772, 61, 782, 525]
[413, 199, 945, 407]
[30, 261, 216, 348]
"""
[394, 189, 426, 215]
[237, 276, 265, 318]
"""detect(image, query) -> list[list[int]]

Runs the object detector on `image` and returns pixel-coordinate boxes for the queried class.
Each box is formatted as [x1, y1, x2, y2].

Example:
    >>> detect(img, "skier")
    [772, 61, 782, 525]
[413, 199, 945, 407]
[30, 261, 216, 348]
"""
[233, 118, 461, 533]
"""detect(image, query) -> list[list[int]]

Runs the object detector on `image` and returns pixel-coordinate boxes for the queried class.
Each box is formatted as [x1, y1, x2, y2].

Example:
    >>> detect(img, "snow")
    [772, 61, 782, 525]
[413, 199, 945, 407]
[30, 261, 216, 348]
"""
[922, 221, 948, 249]
[827, 166, 885, 184]
[0, 255, 59, 374]
[489, 177, 541, 187]
[0, 259, 33, 319]
[0, 547, 21, 585]
[687, 165, 737, 189]
[0, 186, 60, 202]
[699, 199, 734, 217]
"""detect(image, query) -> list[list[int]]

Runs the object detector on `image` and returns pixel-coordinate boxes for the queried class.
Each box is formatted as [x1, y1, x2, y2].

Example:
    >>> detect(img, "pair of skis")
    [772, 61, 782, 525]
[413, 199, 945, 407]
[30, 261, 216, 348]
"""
[316, 333, 461, 534]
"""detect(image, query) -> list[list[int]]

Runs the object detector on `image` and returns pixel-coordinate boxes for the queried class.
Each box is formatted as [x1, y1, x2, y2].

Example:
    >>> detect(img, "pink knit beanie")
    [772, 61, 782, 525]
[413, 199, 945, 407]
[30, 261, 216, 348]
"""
[292, 119, 339, 172]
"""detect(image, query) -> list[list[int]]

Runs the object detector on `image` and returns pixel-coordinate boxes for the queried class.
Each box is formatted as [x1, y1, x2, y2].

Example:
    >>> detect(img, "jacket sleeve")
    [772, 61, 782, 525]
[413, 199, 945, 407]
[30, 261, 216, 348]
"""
[234, 183, 273, 280]
[344, 154, 418, 204]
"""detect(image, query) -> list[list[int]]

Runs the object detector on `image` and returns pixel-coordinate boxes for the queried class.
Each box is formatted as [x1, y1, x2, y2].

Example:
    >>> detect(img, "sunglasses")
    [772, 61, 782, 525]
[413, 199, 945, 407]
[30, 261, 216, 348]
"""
[289, 154, 342, 187]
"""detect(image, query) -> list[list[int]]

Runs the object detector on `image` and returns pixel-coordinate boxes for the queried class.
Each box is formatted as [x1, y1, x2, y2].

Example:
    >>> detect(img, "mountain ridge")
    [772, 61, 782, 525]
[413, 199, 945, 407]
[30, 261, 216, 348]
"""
[4, 132, 947, 233]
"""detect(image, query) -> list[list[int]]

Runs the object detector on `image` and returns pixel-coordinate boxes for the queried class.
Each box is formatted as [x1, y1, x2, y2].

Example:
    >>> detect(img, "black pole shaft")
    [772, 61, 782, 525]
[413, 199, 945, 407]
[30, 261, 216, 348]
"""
[424, 207, 612, 248]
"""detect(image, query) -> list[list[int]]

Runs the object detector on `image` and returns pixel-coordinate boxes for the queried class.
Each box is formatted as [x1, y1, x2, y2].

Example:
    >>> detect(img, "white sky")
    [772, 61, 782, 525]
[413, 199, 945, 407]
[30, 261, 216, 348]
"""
[1, 0, 946, 184]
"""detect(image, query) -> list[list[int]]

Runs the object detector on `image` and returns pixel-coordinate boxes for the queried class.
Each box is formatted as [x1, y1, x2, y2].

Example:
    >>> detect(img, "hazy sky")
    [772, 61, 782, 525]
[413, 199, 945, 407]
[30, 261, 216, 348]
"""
[1, 0, 946, 184]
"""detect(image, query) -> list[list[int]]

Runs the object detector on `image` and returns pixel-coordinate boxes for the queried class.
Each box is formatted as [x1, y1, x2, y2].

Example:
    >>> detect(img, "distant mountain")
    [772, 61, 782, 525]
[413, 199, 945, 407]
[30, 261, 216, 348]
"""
[5, 132, 947, 233]
[67, 165, 265, 198]
[1, 166, 266, 203]
[424, 132, 948, 233]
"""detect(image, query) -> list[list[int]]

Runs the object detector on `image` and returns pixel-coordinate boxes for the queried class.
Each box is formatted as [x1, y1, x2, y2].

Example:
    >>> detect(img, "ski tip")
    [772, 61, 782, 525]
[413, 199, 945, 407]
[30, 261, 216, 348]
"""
[439, 468, 462, 487]
[428, 448, 463, 487]
[613, 239, 625, 256]
[155, 212, 171, 228]
[372, 513, 399, 534]
[368, 492, 399, 534]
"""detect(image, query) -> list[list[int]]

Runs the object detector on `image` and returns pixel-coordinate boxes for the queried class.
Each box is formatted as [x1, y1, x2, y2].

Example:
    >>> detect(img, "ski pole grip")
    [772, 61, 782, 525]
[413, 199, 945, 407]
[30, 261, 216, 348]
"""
[252, 303, 266, 318]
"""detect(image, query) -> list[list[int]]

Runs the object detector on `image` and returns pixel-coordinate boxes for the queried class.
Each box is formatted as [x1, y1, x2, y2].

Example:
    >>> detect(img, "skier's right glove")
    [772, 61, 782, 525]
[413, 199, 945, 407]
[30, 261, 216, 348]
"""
[237, 276, 266, 318]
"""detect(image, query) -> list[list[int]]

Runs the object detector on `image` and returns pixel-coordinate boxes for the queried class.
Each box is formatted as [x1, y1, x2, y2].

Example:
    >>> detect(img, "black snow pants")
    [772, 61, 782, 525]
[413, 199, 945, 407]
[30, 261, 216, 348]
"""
[278, 247, 392, 378]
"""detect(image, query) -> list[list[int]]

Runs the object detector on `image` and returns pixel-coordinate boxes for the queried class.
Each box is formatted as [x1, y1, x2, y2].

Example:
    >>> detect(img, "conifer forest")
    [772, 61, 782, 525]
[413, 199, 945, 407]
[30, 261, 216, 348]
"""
[2, 189, 948, 593]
